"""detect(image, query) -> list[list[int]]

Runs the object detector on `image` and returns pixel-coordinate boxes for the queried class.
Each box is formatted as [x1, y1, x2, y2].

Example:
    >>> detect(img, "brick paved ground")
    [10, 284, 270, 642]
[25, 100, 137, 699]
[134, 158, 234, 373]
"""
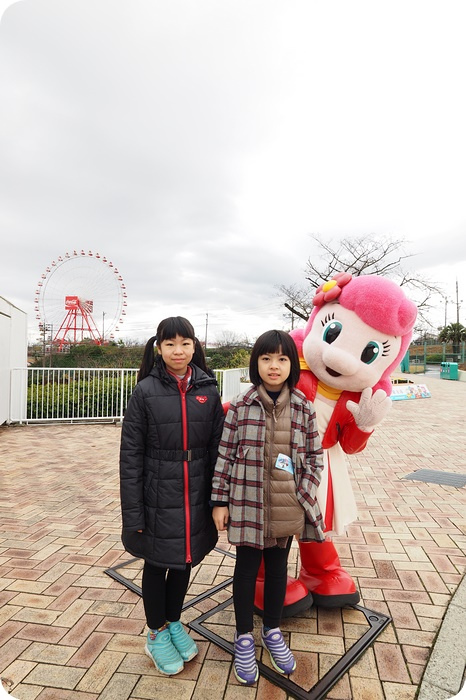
[1, 374, 465, 699]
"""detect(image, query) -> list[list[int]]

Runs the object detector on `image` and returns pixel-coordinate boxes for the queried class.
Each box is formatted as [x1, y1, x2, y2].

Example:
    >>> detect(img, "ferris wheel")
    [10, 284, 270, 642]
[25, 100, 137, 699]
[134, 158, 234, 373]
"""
[35, 250, 127, 350]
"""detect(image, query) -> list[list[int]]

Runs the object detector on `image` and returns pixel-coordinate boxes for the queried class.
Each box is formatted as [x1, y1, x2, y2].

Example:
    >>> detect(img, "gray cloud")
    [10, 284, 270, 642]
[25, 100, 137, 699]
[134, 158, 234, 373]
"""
[1, 0, 466, 343]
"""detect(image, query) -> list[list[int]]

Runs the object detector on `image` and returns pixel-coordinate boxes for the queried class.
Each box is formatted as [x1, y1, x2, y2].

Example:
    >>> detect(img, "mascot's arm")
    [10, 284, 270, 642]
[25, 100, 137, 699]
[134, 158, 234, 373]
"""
[296, 371, 372, 454]
[336, 411, 373, 454]
[346, 387, 391, 433]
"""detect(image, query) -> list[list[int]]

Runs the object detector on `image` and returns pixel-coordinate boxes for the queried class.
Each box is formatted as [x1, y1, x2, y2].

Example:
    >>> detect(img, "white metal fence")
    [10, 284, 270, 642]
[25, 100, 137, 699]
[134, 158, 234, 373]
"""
[8, 367, 249, 424]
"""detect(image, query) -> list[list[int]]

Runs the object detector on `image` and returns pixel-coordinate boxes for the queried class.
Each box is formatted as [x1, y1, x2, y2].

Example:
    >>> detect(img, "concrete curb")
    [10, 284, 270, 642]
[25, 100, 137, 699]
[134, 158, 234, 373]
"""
[417, 573, 466, 700]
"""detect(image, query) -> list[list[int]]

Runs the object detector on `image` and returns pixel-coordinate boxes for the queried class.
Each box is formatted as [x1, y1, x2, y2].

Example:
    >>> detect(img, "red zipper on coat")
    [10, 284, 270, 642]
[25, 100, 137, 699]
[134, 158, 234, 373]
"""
[180, 389, 192, 563]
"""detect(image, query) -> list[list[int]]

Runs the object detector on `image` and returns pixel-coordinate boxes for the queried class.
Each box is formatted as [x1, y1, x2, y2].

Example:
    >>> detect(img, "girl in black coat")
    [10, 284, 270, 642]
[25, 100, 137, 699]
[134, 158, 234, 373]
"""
[120, 317, 224, 676]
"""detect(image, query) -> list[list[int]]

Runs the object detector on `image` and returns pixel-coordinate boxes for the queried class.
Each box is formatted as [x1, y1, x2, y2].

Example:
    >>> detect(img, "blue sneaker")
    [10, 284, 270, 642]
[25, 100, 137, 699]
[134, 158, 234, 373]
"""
[145, 628, 184, 675]
[261, 627, 296, 675]
[233, 632, 259, 685]
[168, 620, 198, 662]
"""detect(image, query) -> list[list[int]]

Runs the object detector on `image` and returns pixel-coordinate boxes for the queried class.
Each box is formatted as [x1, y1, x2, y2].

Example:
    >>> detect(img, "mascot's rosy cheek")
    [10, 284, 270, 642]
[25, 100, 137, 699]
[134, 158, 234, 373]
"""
[253, 273, 418, 614]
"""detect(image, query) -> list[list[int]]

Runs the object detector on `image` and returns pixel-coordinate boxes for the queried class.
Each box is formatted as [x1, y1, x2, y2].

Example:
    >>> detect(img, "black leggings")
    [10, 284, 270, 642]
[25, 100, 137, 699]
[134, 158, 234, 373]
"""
[233, 539, 292, 634]
[142, 561, 191, 630]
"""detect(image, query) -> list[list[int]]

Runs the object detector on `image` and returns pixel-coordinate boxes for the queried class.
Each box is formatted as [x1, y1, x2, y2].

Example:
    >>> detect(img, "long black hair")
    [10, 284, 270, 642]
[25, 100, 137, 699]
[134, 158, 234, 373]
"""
[249, 329, 300, 389]
[192, 337, 215, 377]
[138, 316, 196, 382]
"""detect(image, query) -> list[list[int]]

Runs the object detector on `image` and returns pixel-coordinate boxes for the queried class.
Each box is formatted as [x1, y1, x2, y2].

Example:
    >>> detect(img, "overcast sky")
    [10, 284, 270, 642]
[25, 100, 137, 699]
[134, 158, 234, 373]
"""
[1, 0, 465, 346]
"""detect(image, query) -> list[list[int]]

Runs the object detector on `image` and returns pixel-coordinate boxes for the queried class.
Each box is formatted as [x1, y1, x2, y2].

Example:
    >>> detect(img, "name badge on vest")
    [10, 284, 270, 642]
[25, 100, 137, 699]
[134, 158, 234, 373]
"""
[275, 453, 294, 475]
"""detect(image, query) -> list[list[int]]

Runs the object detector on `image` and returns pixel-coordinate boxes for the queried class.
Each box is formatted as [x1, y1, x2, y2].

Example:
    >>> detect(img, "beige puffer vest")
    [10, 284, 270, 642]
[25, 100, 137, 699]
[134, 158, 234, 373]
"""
[258, 384, 305, 539]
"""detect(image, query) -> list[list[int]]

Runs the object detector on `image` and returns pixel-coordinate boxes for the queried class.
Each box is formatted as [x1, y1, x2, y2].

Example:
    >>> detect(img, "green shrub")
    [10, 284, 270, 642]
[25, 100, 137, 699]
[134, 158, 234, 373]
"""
[27, 372, 137, 420]
[426, 354, 443, 363]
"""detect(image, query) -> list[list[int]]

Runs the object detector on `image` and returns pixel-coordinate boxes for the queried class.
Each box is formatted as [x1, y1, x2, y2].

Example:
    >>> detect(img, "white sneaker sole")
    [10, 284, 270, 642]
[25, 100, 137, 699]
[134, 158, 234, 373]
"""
[233, 663, 259, 685]
[180, 648, 198, 663]
[144, 644, 184, 676]
[261, 639, 296, 675]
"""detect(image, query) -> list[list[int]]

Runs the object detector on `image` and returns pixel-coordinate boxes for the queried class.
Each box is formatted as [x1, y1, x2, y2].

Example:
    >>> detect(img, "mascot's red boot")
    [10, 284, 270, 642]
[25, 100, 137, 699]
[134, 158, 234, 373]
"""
[298, 540, 359, 607]
[254, 273, 417, 611]
[253, 557, 313, 618]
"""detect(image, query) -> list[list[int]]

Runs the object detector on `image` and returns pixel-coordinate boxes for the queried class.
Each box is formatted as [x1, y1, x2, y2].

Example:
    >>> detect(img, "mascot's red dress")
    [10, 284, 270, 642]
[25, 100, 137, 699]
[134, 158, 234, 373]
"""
[254, 273, 418, 612]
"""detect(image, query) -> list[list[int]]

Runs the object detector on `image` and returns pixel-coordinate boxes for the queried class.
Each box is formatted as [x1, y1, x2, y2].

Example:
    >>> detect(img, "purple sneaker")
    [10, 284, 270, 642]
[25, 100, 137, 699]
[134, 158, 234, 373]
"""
[233, 632, 259, 685]
[261, 626, 296, 675]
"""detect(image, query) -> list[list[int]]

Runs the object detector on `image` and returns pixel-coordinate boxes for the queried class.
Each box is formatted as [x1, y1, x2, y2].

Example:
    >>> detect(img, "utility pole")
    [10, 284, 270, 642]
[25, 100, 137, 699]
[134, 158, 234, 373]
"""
[41, 324, 46, 367]
[41, 323, 52, 367]
[204, 312, 208, 350]
[49, 325, 53, 367]
[456, 279, 461, 325]
[455, 278, 463, 360]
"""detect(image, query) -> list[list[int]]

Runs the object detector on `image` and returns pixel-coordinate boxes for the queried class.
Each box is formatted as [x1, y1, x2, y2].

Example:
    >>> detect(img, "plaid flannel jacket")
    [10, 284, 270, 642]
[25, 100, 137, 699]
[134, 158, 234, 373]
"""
[211, 385, 325, 548]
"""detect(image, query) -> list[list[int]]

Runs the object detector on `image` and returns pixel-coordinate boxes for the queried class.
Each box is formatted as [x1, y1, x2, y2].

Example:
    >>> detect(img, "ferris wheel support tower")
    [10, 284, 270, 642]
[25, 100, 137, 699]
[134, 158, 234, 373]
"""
[53, 296, 102, 350]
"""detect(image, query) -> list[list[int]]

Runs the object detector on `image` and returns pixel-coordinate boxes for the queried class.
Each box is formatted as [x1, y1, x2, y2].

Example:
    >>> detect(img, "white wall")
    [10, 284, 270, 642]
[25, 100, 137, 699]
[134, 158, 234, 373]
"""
[0, 297, 27, 424]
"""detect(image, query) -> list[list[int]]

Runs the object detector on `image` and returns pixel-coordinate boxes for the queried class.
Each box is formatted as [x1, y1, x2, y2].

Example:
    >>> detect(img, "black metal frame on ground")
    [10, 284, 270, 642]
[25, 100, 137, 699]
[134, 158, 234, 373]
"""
[105, 550, 391, 700]
[104, 547, 236, 598]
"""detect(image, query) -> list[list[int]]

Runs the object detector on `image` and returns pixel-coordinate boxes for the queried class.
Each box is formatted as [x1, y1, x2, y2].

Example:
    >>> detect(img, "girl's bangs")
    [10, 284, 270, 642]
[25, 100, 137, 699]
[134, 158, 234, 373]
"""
[260, 340, 283, 356]
[158, 317, 195, 343]
[256, 330, 287, 356]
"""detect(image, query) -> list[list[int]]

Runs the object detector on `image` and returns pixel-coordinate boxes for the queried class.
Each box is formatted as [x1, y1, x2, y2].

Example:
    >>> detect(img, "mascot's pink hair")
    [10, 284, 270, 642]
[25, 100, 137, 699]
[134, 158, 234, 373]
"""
[297, 274, 418, 395]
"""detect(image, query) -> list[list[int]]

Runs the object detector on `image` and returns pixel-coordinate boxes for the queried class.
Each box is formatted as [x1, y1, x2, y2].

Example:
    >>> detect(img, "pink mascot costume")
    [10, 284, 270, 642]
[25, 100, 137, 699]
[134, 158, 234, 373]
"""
[254, 273, 418, 611]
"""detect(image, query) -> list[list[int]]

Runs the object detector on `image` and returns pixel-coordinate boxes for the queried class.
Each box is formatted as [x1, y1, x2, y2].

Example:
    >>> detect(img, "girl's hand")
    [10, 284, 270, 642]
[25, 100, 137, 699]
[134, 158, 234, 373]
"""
[137, 530, 142, 533]
[212, 506, 229, 531]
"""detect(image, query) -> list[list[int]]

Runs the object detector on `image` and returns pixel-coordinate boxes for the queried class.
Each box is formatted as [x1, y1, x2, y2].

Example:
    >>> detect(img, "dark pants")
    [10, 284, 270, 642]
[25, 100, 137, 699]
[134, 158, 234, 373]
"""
[233, 538, 292, 634]
[142, 561, 191, 630]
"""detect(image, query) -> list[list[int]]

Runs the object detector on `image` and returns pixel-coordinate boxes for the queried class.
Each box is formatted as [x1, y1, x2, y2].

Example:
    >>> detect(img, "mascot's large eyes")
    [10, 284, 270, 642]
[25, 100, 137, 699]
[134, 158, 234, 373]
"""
[322, 320, 342, 344]
[360, 341, 382, 364]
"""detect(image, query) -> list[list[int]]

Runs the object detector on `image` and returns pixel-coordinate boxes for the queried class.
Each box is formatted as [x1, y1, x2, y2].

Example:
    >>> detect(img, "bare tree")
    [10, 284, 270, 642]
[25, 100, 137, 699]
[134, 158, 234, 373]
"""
[278, 233, 443, 330]
[281, 284, 314, 323]
[215, 330, 243, 349]
[239, 334, 255, 349]
[305, 234, 414, 286]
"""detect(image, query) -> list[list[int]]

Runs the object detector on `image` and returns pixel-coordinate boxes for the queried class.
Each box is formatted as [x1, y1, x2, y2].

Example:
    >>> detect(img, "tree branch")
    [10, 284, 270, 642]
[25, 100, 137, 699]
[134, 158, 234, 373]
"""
[284, 302, 309, 322]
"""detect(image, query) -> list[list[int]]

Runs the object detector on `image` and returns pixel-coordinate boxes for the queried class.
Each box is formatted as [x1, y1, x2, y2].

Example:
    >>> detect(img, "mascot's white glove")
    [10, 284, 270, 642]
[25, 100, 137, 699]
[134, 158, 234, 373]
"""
[346, 387, 392, 432]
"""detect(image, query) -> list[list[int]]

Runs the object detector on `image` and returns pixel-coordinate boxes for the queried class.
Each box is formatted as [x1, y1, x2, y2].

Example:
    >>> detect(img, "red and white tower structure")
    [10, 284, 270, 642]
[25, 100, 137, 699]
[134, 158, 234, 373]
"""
[35, 250, 127, 351]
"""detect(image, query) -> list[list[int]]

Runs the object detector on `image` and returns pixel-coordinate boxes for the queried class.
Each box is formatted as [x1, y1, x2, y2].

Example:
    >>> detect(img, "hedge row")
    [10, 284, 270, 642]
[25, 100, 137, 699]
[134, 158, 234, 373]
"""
[27, 374, 137, 420]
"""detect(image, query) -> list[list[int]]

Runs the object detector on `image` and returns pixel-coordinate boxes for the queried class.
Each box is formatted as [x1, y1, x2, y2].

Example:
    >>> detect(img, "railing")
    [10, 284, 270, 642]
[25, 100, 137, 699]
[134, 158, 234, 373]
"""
[409, 341, 465, 365]
[219, 367, 249, 404]
[10, 368, 138, 424]
[8, 367, 249, 424]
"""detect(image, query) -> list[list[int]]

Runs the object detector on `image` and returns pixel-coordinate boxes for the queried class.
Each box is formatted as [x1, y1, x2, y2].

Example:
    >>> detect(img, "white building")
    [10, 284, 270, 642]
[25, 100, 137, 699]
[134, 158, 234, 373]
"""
[0, 297, 27, 424]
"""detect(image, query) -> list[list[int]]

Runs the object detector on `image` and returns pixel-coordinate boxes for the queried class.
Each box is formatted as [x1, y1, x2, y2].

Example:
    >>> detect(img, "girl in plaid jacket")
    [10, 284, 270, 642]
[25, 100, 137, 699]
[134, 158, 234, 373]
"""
[211, 330, 324, 685]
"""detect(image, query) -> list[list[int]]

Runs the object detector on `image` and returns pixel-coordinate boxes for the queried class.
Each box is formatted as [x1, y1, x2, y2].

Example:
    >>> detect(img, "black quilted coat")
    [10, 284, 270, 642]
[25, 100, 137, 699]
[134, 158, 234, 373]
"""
[119, 357, 224, 569]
